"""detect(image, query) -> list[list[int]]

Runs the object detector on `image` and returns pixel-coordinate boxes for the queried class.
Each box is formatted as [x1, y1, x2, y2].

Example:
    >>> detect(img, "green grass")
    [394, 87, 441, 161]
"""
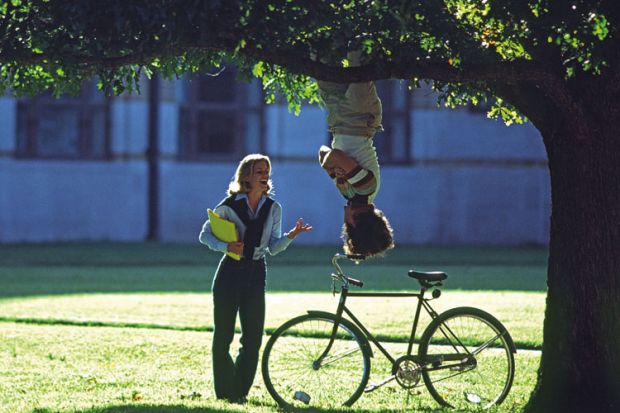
[0, 322, 539, 413]
[0, 243, 547, 412]
[0, 291, 544, 350]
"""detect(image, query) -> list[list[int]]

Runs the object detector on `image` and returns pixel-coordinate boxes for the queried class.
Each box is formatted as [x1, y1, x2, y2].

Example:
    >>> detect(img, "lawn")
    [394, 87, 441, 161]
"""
[0, 243, 547, 413]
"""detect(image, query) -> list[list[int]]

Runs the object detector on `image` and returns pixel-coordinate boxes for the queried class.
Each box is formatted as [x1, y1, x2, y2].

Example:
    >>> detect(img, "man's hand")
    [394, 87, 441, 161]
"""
[227, 241, 244, 256]
[287, 218, 313, 239]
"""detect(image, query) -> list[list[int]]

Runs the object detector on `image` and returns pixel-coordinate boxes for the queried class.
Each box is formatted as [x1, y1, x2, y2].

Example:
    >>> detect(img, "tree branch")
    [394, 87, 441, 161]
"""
[491, 82, 554, 137]
[1, 34, 590, 140]
[0, 40, 552, 84]
[261, 54, 548, 84]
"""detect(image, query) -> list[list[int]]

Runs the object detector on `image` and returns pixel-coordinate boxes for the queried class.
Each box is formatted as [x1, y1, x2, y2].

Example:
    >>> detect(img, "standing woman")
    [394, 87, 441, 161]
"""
[199, 153, 311, 403]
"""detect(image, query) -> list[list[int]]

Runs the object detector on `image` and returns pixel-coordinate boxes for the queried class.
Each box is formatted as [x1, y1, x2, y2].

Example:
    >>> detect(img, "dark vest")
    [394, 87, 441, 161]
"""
[219, 194, 274, 260]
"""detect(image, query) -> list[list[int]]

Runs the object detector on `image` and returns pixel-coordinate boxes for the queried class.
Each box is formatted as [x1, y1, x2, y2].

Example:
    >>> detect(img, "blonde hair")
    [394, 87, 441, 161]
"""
[227, 153, 273, 196]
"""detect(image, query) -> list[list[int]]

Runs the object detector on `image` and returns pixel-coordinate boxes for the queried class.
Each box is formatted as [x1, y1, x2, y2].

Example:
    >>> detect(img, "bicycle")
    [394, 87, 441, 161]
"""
[262, 253, 517, 410]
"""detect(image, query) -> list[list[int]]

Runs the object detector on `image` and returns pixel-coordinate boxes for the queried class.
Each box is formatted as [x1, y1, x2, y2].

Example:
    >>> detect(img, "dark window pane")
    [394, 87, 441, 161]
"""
[390, 118, 407, 161]
[90, 108, 106, 158]
[468, 100, 492, 114]
[88, 82, 107, 102]
[197, 111, 236, 154]
[412, 82, 438, 109]
[375, 81, 392, 160]
[16, 105, 29, 155]
[247, 80, 262, 107]
[178, 108, 192, 155]
[374, 130, 390, 160]
[245, 113, 261, 153]
[197, 69, 236, 103]
[373, 80, 411, 163]
[37, 107, 80, 157]
[392, 82, 407, 109]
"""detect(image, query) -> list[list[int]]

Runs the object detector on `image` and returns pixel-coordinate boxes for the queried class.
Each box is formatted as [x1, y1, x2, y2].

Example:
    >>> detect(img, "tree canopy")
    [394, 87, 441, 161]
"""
[0, 0, 616, 125]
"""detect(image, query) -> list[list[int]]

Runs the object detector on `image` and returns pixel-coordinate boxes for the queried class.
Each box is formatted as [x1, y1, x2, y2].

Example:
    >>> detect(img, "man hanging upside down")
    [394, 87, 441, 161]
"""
[317, 51, 394, 257]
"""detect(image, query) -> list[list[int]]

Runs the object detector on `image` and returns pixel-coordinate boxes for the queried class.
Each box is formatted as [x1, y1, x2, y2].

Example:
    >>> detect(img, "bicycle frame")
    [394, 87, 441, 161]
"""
[315, 254, 488, 377]
[317, 282, 441, 367]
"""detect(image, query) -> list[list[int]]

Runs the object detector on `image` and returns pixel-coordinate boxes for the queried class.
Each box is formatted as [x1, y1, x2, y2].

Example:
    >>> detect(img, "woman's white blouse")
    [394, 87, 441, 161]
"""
[199, 194, 293, 260]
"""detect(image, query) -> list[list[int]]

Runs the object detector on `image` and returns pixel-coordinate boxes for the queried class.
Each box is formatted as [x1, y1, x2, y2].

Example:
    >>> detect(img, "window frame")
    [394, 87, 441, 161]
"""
[178, 71, 265, 162]
[15, 83, 112, 161]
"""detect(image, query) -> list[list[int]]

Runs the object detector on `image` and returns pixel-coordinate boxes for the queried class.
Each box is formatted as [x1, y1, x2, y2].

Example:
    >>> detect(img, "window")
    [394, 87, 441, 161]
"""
[16, 81, 111, 159]
[178, 67, 264, 160]
[375, 80, 412, 163]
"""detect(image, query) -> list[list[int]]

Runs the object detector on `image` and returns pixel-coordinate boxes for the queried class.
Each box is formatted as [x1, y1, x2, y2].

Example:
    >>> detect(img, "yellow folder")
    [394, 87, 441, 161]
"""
[208, 209, 241, 261]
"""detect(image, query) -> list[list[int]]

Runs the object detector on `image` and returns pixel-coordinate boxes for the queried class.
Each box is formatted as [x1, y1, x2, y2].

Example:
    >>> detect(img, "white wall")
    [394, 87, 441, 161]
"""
[0, 160, 147, 241]
[0, 88, 550, 245]
[412, 109, 546, 161]
[265, 105, 328, 158]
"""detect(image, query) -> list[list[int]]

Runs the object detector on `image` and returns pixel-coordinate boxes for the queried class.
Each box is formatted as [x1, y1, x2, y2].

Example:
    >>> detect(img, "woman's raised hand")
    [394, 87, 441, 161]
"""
[287, 218, 313, 240]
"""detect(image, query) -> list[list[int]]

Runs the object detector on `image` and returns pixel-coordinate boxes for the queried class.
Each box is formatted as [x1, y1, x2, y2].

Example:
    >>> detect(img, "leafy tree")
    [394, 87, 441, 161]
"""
[2, 1, 619, 411]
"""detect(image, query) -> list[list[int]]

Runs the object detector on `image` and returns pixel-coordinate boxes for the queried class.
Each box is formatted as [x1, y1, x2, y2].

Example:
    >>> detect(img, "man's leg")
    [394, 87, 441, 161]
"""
[211, 264, 240, 400]
[233, 264, 266, 400]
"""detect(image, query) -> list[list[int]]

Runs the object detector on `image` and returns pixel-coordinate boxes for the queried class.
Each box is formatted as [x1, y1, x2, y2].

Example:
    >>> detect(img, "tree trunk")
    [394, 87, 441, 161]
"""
[525, 104, 620, 413]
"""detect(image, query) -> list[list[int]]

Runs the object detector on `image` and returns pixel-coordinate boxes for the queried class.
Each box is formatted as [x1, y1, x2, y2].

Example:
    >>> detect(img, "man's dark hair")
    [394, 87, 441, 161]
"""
[341, 208, 394, 256]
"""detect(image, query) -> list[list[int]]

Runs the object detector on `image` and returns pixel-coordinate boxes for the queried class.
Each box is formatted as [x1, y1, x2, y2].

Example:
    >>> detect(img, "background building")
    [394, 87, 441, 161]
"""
[0, 71, 550, 245]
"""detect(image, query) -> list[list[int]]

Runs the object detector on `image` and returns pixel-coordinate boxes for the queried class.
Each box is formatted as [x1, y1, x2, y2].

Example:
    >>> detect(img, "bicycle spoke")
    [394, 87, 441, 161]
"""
[471, 332, 504, 356]
[319, 346, 362, 367]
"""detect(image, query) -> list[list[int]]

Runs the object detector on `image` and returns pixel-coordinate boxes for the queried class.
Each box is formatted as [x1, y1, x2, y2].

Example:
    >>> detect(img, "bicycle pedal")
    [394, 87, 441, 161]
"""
[364, 384, 379, 393]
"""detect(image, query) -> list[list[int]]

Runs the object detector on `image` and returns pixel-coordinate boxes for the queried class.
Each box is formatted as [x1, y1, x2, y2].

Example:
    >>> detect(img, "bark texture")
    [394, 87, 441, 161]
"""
[524, 79, 620, 413]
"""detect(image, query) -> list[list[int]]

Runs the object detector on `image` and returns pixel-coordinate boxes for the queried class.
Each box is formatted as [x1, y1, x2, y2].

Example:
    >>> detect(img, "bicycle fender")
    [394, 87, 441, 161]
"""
[306, 310, 374, 357]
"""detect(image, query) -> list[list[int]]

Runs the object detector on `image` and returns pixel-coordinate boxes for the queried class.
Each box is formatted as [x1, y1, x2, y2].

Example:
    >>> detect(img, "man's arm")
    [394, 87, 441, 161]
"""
[319, 145, 376, 195]
[320, 146, 359, 173]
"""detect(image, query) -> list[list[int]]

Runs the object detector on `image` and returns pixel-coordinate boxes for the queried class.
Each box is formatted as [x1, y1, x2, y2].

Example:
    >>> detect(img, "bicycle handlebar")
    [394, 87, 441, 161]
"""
[346, 276, 364, 287]
[331, 253, 365, 288]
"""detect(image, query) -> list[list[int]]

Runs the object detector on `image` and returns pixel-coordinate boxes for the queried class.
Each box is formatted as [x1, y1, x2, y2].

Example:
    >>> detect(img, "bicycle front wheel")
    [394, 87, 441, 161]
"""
[262, 313, 371, 408]
[418, 307, 515, 410]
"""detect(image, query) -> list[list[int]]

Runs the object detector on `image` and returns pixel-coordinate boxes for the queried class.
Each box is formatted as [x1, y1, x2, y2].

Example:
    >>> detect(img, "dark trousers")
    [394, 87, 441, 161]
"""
[211, 256, 266, 401]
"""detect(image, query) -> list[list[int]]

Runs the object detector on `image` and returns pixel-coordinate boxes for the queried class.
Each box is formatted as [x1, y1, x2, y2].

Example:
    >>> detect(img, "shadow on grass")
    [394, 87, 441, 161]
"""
[32, 406, 246, 413]
[32, 402, 453, 413]
[0, 243, 548, 299]
[32, 401, 460, 413]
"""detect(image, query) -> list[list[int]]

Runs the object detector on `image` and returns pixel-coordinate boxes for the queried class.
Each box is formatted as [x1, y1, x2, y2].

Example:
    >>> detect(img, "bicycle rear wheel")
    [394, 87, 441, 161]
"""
[418, 307, 515, 410]
[262, 313, 371, 408]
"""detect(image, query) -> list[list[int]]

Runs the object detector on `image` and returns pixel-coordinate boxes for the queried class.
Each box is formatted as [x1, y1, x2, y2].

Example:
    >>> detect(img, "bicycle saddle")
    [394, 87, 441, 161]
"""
[408, 270, 447, 282]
